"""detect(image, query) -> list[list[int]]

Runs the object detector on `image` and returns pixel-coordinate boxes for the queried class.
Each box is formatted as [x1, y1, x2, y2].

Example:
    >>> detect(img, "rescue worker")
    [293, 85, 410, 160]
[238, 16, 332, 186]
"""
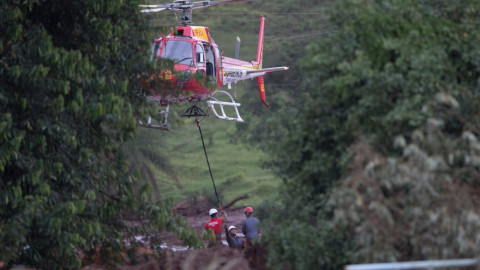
[205, 208, 224, 243]
[224, 224, 245, 249]
[242, 206, 260, 246]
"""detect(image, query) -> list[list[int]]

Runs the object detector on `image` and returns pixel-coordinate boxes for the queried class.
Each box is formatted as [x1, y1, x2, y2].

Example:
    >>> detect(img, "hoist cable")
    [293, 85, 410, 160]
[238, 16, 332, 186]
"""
[195, 119, 220, 206]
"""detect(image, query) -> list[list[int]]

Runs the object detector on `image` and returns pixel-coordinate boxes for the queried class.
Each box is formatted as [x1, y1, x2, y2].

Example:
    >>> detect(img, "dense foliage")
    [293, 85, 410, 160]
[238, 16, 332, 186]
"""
[256, 0, 480, 269]
[331, 91, 480, 262]
[0, 0, 200, 268]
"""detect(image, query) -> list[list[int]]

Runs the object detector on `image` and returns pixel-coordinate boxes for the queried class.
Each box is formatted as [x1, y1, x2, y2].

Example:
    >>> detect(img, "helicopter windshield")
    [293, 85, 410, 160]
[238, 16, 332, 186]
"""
[161, 40, 193, 66]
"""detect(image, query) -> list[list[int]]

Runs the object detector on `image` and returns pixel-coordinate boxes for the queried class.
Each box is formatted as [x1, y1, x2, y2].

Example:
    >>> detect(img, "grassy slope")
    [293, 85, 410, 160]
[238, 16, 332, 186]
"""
[140, 114, 281, 207]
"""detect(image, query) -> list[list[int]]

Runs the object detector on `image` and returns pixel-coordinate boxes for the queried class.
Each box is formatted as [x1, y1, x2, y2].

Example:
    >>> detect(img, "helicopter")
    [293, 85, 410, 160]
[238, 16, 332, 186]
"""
[139, 0, 289, 130]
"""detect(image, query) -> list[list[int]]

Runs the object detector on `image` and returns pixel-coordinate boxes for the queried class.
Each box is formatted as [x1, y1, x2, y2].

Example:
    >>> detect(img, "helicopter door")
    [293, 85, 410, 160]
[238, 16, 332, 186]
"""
[214, 46, 223, 86]
[195, 43, 207, 82]
[195, 44, 205, 67]
[204, 43, 216, 81]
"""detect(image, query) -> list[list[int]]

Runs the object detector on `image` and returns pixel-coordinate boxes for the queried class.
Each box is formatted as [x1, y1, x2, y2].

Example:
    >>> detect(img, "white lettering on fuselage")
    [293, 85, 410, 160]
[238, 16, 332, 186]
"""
[224, 71, 244, 78]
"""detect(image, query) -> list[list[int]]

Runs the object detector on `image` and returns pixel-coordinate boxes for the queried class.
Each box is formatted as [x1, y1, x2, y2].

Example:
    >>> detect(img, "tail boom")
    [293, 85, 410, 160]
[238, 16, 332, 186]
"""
[256, 15, 265, 67]
[221, 15, 289, 107]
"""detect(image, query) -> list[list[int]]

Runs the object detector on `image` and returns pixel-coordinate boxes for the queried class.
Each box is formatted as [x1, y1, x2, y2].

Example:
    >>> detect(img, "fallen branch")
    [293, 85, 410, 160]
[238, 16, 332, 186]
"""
[222, 194, 249, 210]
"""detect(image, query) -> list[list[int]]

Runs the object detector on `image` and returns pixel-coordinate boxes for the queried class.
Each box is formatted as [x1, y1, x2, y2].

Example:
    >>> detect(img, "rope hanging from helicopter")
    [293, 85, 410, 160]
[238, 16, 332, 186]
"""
[195, 118, 221, 206]
[180, 102, 221, 206]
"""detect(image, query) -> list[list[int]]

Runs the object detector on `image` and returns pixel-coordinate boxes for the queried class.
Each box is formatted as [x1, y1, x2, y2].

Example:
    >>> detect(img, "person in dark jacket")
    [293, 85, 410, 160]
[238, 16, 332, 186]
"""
[224, 224, 245, 249]
[242, 206, 260, 246]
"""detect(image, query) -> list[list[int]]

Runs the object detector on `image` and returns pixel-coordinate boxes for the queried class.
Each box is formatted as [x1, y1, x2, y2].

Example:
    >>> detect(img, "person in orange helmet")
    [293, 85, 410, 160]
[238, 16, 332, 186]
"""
[242, 206, 260, 246]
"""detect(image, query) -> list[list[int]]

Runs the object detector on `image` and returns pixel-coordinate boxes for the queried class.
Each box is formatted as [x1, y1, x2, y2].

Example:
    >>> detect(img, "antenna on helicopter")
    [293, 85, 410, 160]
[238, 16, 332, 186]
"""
[140, 0, 253, 26]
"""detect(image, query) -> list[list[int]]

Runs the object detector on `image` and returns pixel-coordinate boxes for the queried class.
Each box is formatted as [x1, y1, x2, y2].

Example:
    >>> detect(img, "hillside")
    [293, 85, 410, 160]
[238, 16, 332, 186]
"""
[137, 117, 280, 207]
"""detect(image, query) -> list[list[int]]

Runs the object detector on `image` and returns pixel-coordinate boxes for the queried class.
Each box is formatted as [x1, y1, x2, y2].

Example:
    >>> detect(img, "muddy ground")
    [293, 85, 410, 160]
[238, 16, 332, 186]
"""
[81, 198, 268, 270]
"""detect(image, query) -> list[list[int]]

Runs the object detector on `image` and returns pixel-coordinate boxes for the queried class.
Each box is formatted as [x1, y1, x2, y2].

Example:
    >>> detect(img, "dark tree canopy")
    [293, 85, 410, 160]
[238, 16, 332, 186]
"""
[259, 1, 480, 269]
[0, 1, 200, 268]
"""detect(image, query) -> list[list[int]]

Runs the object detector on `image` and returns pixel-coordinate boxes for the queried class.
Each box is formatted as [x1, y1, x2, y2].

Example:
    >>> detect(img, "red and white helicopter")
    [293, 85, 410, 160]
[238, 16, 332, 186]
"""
[139, 0, 288, 130]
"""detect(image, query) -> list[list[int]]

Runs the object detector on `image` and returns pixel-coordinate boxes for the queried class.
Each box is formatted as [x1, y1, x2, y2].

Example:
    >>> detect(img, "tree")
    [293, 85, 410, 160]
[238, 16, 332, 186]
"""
[331, 92, 480, 262]
[260, 0, 480, 269]
[0, 1, 200, 268]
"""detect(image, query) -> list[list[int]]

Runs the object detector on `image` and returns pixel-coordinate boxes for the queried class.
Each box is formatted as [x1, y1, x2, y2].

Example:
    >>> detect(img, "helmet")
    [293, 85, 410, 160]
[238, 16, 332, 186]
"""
[228, 225, 236, 231]
[244, 206, 253, 213]
[209, 208, 218, 216]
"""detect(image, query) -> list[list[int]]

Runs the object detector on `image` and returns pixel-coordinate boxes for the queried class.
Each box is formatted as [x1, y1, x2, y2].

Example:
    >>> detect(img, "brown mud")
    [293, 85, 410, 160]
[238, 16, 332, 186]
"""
[82, 197, 268, 270]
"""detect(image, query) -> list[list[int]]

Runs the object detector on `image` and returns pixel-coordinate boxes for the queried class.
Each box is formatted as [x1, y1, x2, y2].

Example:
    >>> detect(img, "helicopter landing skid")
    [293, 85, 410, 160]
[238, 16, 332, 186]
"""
[138, 104, 170, 131]
[207, 90, 245, 123]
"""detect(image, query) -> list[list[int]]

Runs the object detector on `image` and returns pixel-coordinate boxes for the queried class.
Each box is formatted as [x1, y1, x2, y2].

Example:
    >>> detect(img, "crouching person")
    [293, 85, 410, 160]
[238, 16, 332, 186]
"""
[224, 224, 245, 250]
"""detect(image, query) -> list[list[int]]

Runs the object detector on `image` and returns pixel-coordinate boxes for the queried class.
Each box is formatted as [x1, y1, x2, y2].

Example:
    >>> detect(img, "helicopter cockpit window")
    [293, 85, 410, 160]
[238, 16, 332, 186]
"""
[161, 40, 193, 66]
[195, 44, 205, 67]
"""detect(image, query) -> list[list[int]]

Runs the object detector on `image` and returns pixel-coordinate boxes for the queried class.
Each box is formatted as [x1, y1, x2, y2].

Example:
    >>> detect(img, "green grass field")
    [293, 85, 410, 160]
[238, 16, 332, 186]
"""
[138, 113, 281, 208]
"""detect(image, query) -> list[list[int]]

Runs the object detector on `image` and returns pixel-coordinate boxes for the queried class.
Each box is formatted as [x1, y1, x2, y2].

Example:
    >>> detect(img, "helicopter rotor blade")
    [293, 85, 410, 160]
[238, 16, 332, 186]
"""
[190, 0, 253, 9]
[209, 0, 254, 5]
[141, 7, 168, 13]
[139, 4, 165, 8]
[139, 3, 172, 13]
[139, 2, 190, 13]
[140, 0, 254, 22]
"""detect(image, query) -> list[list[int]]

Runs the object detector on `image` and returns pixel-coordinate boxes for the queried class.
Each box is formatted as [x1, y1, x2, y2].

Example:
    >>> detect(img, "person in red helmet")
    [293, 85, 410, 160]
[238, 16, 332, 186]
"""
[205, 208, 224, 244]
[242, 206, 260, 246]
